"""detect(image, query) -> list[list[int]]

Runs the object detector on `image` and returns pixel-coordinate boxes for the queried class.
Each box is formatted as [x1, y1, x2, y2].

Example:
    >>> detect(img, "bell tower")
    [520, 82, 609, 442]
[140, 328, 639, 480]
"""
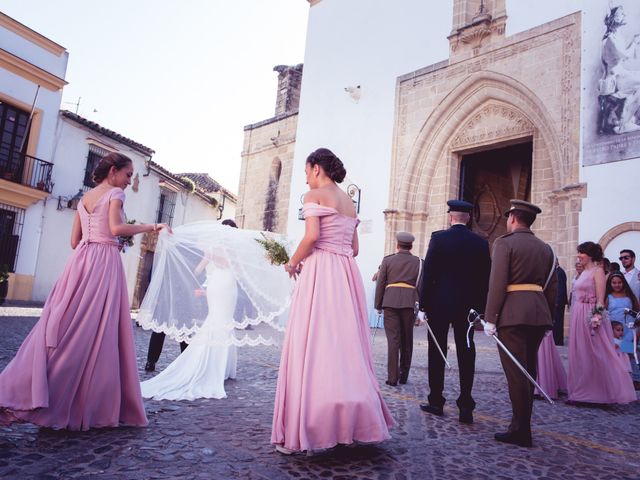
[448, 0, 507, 57]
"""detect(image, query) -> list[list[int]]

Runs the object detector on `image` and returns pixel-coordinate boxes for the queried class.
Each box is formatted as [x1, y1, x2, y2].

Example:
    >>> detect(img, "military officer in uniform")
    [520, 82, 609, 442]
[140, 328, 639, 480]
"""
[418, 200, 491, 424]
[484, 199, 557, 447]
[375, 232, 422, 386]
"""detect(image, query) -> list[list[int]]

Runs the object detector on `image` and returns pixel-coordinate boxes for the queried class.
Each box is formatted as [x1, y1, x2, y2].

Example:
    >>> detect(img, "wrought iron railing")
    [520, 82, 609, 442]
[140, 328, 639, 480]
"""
[0, 150, 53, 193]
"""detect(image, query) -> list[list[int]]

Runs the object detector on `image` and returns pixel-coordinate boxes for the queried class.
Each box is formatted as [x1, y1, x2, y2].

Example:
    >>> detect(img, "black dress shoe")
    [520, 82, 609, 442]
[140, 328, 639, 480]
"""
[144, 361, 156, 372]
[459, 409, 473, 424]
[494, 432, 532, 447]
[385, 380, 398, 387]
[419, 403, 444, 416]
[399, 374, 408, 384]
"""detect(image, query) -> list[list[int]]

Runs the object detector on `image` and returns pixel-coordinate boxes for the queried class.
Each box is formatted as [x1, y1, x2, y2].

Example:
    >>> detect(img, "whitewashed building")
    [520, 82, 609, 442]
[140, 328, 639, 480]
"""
[33, 111, 237, 305]
[277, 0, 638, 295]
[0, 12, 68, 301]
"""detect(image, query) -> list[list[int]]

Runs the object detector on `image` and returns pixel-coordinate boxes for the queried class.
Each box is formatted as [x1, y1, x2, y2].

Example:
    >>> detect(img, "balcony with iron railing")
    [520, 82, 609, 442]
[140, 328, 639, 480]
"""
[0, 150, 54, 193]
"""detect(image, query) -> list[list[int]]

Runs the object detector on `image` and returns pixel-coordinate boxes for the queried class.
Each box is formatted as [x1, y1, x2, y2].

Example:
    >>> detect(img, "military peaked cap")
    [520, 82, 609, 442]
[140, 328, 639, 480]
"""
[446, 199, 473, 213]
[396, 231, 415, 243]
[504, 199, 542, 217]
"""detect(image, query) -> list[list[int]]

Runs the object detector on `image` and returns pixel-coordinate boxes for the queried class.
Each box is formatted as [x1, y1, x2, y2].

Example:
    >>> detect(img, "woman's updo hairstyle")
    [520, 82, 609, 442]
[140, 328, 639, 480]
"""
[577, 241, 604, 262]
[92, 152, 133, 184]
[306, 148, 347, 184]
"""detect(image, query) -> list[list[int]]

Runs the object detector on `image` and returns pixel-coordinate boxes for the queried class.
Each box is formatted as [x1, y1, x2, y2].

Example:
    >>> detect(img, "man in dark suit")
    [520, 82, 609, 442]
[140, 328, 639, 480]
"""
[552, 264, 568, 346]
[418, 200, 491, 424]
[375, 232, 422, 386]
[484, 199, 557, 447]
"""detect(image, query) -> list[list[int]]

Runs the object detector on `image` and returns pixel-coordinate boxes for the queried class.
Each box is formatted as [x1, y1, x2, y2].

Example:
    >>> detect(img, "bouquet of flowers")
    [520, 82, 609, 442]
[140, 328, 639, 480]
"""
[255, 233, 290, 266]
[118, 219, 136, 253]
[589, 305, 605, 336]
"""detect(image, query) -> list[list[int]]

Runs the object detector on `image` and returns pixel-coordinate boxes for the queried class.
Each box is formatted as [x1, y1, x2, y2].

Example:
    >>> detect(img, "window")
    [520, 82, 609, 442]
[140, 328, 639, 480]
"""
[83, 144, 110, 189]
[0, 203, 25, 272]
[0, 101, 30, 182]
[156, 188, 176, 226]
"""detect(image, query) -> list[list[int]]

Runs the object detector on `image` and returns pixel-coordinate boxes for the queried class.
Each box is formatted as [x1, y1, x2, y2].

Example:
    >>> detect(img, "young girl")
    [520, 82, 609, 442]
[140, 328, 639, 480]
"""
[605, 272, 640, 388]
[611, 321, 631, 370]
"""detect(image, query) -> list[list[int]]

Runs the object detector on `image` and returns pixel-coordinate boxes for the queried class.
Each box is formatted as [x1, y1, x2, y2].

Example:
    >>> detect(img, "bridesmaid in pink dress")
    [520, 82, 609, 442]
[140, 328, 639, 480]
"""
[567, 242, 636, 404]
[271, 148, 394, 454]
[535, 333, 567, 399]
[0, 153, 169, 430]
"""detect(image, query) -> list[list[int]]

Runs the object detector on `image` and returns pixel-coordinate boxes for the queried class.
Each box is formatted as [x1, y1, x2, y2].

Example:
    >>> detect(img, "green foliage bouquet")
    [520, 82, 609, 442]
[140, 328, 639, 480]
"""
[255, 233, 290, 266]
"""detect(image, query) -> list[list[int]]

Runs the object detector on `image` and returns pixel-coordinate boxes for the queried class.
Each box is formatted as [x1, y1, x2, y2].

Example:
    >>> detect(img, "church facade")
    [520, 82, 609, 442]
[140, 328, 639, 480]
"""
[238, 0, 639, 308]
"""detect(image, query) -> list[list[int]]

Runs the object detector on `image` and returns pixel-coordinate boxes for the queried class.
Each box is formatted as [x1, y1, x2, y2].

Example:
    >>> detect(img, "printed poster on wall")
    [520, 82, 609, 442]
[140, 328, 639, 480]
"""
[583, 2, 640, 166]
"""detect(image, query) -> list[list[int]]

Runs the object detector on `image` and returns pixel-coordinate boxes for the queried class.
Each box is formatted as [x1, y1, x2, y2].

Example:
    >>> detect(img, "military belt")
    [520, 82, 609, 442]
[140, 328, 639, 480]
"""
[386, 282, 415, 289]
[506, 284, 543, 292]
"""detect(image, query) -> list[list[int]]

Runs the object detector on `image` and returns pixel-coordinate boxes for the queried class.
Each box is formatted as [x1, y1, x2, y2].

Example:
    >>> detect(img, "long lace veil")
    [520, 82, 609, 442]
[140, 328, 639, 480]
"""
[136, 221, 293, 346]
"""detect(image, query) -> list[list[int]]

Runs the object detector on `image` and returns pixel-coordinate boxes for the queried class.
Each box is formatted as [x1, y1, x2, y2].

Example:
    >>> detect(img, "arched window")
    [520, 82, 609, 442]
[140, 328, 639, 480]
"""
[263, 158, 282, 231]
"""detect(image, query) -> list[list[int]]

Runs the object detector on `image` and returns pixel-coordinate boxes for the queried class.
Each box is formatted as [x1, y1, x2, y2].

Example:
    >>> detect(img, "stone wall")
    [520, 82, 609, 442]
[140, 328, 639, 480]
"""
[387, 13, 583, 276]
[236, 112, 297, 234]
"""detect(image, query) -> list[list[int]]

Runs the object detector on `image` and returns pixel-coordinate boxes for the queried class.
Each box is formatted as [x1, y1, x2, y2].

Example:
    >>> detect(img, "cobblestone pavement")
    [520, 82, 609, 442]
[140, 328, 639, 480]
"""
[0, 305, 639, 479]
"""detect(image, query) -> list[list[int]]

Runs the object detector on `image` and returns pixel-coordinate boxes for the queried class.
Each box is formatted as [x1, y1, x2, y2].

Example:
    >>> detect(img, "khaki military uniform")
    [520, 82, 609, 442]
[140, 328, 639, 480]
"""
[485, 227, 557, 444]
[375, 250, 422, 385]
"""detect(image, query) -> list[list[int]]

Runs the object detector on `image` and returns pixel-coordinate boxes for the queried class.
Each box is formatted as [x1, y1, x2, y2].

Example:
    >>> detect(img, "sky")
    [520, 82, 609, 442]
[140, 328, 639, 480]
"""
[2, 0, 309, 194]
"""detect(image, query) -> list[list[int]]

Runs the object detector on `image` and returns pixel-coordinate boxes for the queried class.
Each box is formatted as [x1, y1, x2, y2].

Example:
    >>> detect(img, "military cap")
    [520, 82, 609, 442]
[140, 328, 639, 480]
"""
[396, 231, 415, 243]
[446, 199, 473, 213]
[504, 199, 542, 217]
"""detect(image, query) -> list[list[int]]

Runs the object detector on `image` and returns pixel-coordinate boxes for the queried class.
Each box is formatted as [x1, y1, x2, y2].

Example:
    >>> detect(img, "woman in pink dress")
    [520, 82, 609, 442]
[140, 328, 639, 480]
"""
[0, 153, 169, 430]
[567, 241, 636, 404]
[535, 332, 567, 399]
[271, 148, 394, 454]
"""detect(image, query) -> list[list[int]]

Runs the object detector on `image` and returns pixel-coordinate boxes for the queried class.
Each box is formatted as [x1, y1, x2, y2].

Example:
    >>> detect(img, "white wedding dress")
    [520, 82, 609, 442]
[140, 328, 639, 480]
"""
[140, 263, 238, 400]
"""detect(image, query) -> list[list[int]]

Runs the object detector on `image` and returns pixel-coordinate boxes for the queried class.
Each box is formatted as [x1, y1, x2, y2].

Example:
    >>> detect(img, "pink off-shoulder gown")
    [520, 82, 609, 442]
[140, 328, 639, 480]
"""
[271, 203, 394, 452]
[0, 187, 147, 430]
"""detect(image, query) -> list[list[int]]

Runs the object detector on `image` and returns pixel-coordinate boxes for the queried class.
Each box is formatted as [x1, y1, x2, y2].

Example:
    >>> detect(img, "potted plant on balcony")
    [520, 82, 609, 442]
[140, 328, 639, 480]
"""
[0, 265, 9, 306]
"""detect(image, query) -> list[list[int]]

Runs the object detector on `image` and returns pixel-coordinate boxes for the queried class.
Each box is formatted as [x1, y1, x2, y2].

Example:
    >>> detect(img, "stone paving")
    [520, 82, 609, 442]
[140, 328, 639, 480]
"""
[0, 305, 639, 479]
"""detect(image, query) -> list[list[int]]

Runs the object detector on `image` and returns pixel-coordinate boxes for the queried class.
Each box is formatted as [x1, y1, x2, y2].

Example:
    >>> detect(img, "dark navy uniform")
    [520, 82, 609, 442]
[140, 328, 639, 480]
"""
[418, 201, 491, 415]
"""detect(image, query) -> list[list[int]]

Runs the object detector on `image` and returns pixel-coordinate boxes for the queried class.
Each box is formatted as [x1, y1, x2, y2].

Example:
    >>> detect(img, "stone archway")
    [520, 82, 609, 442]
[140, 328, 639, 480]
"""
[385, 70, 585, 272]
[599, 222, 640, 251]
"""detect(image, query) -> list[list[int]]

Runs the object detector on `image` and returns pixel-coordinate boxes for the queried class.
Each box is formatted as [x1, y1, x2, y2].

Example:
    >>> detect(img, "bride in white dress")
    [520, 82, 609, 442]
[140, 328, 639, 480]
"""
[141, 253, 238, 400]
[137, 221, 292, 401]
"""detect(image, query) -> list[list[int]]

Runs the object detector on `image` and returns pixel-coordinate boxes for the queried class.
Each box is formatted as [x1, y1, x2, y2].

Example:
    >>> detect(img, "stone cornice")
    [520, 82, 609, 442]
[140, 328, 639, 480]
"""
[0, 12, 66, 56]
[0, 178, 48, 209]
[0, 47, 67, 91]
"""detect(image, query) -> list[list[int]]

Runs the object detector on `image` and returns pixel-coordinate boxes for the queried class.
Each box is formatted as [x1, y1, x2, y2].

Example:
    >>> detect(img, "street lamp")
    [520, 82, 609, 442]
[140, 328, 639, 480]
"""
[347, 183, 361, 213]
[57, 189, 84, 210]
[216, 192, 226, 220]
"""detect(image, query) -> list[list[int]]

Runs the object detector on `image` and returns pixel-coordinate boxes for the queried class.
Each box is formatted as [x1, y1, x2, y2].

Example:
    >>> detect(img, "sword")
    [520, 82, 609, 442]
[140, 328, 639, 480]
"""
[468, 309, 555, 405]
[424, 319, 452, 370]
[371, 312, 383, 344]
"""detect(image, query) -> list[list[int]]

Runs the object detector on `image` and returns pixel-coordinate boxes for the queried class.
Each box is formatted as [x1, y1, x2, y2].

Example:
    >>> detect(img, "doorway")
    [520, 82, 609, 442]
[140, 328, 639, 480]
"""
[459, 141, 532, 246]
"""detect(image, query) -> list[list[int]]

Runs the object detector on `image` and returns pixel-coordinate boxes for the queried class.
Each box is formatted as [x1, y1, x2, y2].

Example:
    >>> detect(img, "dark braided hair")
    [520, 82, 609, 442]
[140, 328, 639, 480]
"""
[306, 148, 347, 183]
[92, 152, 132, 184]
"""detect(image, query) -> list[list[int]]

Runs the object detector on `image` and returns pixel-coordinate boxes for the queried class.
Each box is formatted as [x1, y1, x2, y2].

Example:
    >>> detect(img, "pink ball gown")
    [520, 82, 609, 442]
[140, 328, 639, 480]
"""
[535, 333, 567, 399]
[567, 268, 636, 404]
[0, 187, 147, 430]
[271, 203, 394, 452]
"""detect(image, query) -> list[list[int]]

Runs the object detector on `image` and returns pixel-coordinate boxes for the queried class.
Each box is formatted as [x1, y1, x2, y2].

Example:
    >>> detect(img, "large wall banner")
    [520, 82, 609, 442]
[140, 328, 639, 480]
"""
[583, 2, 640, 166]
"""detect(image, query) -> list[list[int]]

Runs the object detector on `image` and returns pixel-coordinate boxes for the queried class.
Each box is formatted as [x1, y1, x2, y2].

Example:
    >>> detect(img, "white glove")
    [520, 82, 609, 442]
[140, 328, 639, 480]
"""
[417, 311, 426, 322]
[544, 329, 552, 337]
[483, 322, 496, 337]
